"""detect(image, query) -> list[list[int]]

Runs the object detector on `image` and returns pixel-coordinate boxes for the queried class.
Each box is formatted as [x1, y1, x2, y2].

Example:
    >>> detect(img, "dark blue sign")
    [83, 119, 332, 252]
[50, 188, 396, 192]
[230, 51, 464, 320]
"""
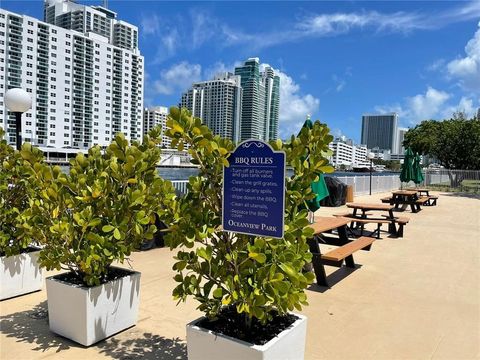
[223, 140, 286, 238]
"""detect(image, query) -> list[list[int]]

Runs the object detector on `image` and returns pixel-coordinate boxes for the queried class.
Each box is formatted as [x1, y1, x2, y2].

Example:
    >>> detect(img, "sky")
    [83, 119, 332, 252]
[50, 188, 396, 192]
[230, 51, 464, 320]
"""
[2, 0, 480, 142]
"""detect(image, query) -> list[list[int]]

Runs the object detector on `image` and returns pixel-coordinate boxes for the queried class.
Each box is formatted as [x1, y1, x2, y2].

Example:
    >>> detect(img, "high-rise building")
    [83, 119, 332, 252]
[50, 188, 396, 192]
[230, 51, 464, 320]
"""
[143, 106, 170, 148]
[396, 127, 408, 154]
[181, 72, 242, 142]
[328, 136, 369, 168]
[262, 66, 280, 141]
[0, 1, 143, 151]
[234, 58, 280, 142]
[476, 108, 480, 120]
[361, 113, 399, 153]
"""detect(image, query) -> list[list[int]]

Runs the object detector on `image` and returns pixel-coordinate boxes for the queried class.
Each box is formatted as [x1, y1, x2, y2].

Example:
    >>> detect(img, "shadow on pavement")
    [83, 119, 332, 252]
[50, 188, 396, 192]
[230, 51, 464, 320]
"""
[307, 265, 361, 294]
[98, 332, 187, 360]
[0, 300, 77, 352]
[1, 301, 187, 359]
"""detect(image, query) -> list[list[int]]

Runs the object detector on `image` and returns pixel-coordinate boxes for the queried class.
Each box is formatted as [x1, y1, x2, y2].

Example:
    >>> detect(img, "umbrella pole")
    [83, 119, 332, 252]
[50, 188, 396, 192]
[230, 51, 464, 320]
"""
[308, 211, 314, 224]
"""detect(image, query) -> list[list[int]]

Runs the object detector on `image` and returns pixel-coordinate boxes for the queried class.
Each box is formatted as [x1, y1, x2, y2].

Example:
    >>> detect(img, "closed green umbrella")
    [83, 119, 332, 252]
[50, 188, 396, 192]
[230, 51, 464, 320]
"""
[299, 116, 329, 212]
[412, 152, 424, 185]
[400, 147, 415, 185]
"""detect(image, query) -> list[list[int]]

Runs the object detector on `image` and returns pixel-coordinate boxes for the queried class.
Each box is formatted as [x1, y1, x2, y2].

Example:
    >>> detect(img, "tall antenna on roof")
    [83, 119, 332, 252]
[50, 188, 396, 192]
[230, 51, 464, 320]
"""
[103, 0, 108, 8]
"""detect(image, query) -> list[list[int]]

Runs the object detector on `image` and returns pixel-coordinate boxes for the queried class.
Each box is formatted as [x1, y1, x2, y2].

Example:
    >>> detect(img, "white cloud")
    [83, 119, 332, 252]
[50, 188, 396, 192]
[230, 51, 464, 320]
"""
[446, 22, 480, 92]
[427, 59, 446, 72]
[440, 97, 476, 119]
[154, 62, 202, 95]
[297, 11, 428, 36]
[140, 13, 160, 36]
[191, 11, 218, 49]
[406, 87, 451, 121]
[375, 87, 479, 124]
[204, 60, 242, 80]
[276, 71, 320, 138]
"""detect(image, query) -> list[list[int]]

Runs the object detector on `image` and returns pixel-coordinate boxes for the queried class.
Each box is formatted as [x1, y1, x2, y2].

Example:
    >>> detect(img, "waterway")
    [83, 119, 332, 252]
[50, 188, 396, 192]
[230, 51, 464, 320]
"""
[158, 167, 399, 181]
[57, 165, 398, 180]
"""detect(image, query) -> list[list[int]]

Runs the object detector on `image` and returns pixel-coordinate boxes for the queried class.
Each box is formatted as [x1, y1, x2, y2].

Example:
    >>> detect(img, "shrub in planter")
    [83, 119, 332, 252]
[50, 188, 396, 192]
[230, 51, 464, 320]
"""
[165, 107, 334, 359]
[0, 128, 45, 300]
[27, 129, 176, 345]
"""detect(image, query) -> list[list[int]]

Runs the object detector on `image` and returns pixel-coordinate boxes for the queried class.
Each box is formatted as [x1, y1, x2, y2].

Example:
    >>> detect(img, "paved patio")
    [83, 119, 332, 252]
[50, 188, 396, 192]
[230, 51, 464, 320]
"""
[1, 191, 479, 359]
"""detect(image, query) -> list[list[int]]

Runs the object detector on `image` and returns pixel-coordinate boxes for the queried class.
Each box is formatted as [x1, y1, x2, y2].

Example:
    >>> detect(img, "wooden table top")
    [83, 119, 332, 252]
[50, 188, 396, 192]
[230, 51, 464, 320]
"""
[406, 188, 429, 192]
[392, 190, 417, 196]
[346, 202, 394, 211]
[308, 216, 351, 234]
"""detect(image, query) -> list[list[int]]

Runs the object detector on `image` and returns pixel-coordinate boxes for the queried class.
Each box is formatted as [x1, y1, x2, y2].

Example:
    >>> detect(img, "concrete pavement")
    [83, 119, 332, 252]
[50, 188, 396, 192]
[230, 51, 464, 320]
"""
[1, 191, 479, 359]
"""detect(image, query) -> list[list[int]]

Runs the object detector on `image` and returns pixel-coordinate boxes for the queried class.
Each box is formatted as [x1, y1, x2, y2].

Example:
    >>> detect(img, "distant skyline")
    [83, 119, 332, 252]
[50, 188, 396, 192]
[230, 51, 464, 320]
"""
[2, 0, 480, 142]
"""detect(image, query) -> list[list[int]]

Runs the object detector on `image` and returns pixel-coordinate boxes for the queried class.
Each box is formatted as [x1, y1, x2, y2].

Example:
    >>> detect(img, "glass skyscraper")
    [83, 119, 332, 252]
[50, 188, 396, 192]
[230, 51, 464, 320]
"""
[234, 58, 280, 142]
[361, 113, 399, 153]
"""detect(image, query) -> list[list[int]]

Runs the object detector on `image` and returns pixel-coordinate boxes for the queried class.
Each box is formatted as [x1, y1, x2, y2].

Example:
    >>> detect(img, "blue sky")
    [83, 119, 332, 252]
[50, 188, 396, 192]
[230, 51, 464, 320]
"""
[3, 1, 480, 142]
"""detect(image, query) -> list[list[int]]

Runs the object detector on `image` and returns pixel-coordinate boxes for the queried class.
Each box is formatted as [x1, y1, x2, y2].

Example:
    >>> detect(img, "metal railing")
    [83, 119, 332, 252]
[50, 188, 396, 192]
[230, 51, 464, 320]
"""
[171, 175, 402, 197]
[335, 175, 400, 196]
[423, 169, 480, 193]
[171, 180, 189, 196]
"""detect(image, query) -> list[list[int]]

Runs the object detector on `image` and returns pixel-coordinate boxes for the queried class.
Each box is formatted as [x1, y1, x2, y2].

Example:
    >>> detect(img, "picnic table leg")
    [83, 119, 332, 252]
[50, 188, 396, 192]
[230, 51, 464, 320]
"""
[337, 225, 350, 245]
[344, 255, 355, 268]
[307, 238, 329, 287]
[388, 210, 397, 234]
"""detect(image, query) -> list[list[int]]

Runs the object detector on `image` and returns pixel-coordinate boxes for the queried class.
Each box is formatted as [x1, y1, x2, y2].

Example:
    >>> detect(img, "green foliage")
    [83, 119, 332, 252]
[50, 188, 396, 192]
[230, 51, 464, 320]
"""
[164, 107, 334, 326]
[0, 128, 44, 256]
[372, 159, 401, 171]
[27, 129, 176, 286]
[404, 117, 480, 170]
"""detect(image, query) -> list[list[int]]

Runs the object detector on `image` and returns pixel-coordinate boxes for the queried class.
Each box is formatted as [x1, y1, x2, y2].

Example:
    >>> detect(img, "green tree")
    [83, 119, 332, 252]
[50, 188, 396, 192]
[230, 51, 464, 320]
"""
[26, 129, 176, 286]
[0, 128, 44, 256]
[165, 107, 334, 332]
[403, 117, 480, 170]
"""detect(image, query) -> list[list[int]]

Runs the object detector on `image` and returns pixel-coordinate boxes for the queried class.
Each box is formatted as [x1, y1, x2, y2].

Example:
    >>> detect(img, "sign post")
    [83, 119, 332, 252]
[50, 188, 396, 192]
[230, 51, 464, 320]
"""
[223, 140, 286, 238]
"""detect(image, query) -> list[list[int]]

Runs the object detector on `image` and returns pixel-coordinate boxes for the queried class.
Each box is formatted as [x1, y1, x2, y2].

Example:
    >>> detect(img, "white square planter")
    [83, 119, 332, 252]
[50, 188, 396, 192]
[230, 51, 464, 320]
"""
[1, 248, 43, 300]
[45, 267, 141, 346]
[186, 313, 307, 360]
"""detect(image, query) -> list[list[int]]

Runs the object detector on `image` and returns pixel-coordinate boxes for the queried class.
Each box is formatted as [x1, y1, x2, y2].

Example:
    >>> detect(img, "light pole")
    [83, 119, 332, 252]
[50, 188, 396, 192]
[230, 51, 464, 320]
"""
[367, 152, 375, 195]
[5, 88, 32, 151]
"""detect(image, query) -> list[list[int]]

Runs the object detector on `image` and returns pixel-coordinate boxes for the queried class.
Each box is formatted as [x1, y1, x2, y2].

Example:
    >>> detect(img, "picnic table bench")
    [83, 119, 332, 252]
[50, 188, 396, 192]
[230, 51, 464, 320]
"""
[336, 203, 409, 238]
[307, 216, 375, 287]
[381, 189, 438, 208]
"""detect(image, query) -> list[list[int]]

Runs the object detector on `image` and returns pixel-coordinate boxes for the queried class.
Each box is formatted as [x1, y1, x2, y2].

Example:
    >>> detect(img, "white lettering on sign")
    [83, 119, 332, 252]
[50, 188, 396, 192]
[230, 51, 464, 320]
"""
[234, 157, 274, 165]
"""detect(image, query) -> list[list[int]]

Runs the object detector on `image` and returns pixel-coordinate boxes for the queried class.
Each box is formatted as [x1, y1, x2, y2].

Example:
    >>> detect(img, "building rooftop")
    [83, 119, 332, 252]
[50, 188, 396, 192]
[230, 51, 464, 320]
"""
[1, 191, 479, 359]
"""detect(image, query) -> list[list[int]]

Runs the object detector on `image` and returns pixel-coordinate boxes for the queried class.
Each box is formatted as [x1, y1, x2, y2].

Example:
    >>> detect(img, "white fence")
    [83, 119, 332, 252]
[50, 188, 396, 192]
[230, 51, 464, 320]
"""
[171, 175, 401, 197]
[336, 175, 401, 195]
[424, 169, 480, 192]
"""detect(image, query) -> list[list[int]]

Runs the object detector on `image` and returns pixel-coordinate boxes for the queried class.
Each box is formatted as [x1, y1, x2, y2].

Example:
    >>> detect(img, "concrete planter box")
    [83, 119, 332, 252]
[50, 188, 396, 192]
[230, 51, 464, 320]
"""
[0, 248, 43, 300]
[45, 267, 141, 346]
[186, 313, 307, 360]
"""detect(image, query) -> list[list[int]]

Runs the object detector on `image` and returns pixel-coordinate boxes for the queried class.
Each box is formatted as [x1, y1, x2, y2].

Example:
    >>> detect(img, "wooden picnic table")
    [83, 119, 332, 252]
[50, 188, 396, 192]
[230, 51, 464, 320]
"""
[306, 216, 374, 287]
[406, 188, 430, 196]
[309, 216, 351, 237]
[391, 190, 421, 213]
[345, 202, 398, 236]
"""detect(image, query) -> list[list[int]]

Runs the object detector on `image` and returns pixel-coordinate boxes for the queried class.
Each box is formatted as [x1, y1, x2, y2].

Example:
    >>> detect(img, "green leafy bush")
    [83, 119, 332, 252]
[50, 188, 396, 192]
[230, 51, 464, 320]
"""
[0, 128, 44, 256]
[165, 107, 334, 327]
[27, 129, 176, 286]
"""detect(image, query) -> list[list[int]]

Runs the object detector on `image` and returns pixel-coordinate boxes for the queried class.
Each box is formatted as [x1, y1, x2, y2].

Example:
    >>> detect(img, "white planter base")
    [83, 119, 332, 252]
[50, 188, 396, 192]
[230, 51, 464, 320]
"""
[46, 267, 141, 346]
[186, 313, 307, 360]
[1, 249, 43, 301]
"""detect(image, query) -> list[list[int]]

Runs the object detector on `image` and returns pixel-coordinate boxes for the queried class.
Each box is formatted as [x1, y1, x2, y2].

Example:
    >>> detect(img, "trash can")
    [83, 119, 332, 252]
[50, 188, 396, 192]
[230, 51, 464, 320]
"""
[346, 185, 354, 202]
